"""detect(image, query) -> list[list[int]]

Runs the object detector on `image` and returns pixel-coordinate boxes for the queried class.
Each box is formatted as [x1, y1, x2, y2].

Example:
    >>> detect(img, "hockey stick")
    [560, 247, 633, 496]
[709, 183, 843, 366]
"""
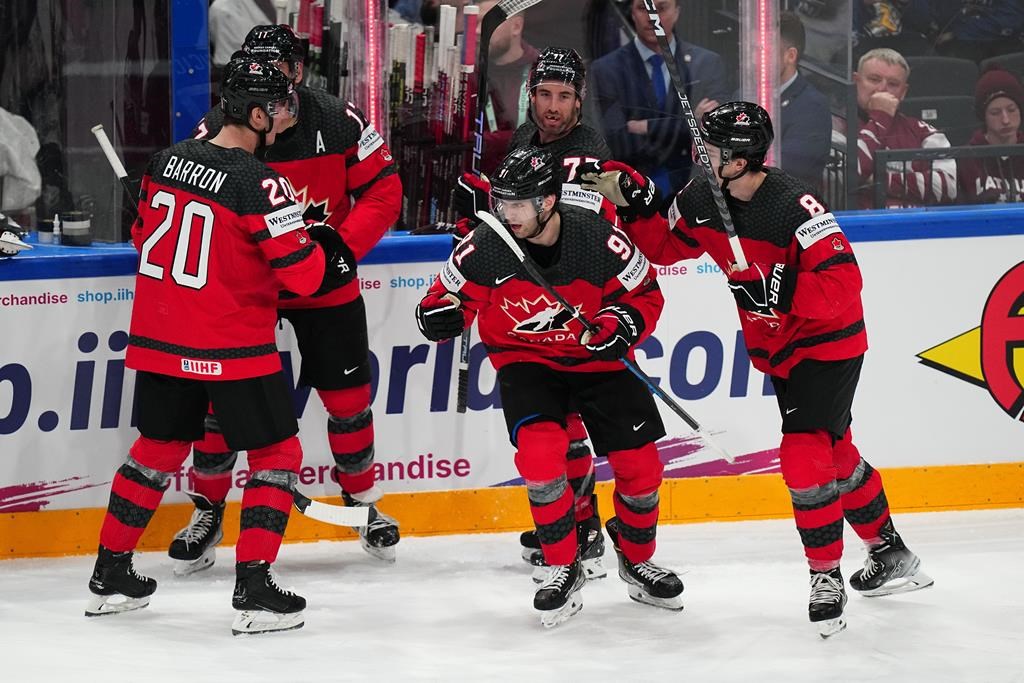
[292, 489, 371, 526]
[455, 0, 545, 414]
[638, 0, 748, 271]
[476, 210, 732, 462]
[91, 122, 373, 527]
[91, 125, 139, 202]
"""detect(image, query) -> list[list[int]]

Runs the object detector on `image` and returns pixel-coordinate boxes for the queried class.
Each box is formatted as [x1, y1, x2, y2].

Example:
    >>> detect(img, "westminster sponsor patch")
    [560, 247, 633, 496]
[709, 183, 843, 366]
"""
[560, 184, 603, 213]
[264, 204, 305, 237]
[440, 259, 466, 292]
[794, 212, 842, 249]
[357, 125, 385, 160]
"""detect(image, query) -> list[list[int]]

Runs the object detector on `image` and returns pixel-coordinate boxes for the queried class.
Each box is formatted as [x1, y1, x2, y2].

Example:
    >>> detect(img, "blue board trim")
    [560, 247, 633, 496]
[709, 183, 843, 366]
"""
[3, 205, 1023, 281]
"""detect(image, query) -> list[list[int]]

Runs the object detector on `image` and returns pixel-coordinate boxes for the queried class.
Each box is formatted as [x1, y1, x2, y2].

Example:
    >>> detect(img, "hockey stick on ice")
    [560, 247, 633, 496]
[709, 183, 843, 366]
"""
[638, 0, 748, 271]
[292, 489, 371, 526]
[476, 210, 733, 462]
[91, 122, 374, 527]
[455, 0, 545, 413]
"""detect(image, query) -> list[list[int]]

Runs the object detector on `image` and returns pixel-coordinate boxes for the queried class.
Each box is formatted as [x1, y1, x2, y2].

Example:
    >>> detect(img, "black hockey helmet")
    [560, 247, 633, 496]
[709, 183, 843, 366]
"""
[220, 57, 297, 124]
[527, 47, 587, 99]
[701, 101, 774, 169]
[490, 146, 562, 202]
[243, 24, 307, 74]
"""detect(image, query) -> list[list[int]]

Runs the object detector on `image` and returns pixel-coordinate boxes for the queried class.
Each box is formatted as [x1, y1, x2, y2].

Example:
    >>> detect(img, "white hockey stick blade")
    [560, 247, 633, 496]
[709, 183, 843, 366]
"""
[0, 231, 32, 253]
[292, 490, 370, 526]
[697, 427, 734, 464]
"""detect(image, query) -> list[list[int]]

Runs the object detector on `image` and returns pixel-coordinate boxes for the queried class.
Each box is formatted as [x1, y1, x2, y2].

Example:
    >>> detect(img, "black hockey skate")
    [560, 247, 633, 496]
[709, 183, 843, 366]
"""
[231, 560, 305, 635]
[85, 546, 157, 617]
[527, 515, 608, 583]
[523, 495, 606, 581]
[342, 491, 400, 562]
[168, 492, 225, 576]
[809, 568, 847, 638]
[533, 558, 586, 628]
[849, 520, 933, 597]
[606, 518, 683, 611]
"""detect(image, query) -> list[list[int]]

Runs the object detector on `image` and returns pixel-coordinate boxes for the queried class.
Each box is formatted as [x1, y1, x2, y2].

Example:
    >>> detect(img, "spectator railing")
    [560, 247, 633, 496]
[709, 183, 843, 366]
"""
[873, 144, 1024, 209]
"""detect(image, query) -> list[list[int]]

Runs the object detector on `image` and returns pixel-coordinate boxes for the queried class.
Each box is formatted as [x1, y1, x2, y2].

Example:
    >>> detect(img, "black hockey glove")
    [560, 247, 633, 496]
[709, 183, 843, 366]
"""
[727, 262, 796, 316]
[307, 223, 357, 295]
[578, 160, 661, 220]
[416, 290, 467, 342]
[452, 172, 491, 221]
[581, 304, 645, 361]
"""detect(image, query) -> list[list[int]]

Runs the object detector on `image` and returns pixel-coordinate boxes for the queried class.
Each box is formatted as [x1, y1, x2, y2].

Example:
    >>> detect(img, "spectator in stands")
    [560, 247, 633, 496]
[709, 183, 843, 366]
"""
[959, 66, 1024, 203]
[934, 1, 1024, 63]
[778, 11, 832, 189]
[477, 0, 540, 175]
[208, 0, 275, 67]
[589, 0, 731, 198]
[854, 47, 956, 208]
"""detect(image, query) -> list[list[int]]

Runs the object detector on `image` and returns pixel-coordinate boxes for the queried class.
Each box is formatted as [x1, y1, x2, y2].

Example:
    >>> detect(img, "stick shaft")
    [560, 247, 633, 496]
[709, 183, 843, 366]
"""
[639, 0, 748, 271]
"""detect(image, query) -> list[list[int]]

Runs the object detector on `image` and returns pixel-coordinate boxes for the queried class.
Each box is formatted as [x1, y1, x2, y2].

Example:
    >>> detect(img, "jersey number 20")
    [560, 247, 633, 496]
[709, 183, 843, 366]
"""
[138, 190, 213, 290]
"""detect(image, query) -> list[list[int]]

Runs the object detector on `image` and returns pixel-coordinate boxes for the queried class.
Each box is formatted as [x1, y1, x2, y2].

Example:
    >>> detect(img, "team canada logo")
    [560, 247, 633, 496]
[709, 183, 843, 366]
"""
[248, 62, 264, 74]
[735, 112, 750, 125]
[832, 236, 845, 251]
[530, 156, 544, 171]
[501, 293, 582, 340]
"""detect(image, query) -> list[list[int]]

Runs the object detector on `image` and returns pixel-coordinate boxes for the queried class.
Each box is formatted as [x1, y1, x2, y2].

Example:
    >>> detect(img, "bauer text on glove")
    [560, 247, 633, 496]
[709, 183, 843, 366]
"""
[580, 304, 645, 361]
[307, 223, 357, 294]
[727, 262, 796, 316]
[578, 160, 660, 219]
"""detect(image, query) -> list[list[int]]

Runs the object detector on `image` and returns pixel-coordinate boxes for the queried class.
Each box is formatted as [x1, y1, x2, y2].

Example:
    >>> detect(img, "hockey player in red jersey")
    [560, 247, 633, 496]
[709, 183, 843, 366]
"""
[452, 47, 615, 581]
[173, 24, 403, 572]
[416, 147, 683, 627]
[581, 101, 932, 638]
[85, 58, 358, 635]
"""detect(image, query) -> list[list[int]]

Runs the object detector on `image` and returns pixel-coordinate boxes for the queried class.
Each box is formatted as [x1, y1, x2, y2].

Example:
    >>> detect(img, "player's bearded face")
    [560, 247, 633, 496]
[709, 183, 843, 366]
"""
[531, 83, 580, 138]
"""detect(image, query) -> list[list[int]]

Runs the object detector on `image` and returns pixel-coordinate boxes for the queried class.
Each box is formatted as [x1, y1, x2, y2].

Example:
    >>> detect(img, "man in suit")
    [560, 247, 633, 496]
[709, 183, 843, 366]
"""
[778, 11, 832, 189]
[589, 0, 731, 198]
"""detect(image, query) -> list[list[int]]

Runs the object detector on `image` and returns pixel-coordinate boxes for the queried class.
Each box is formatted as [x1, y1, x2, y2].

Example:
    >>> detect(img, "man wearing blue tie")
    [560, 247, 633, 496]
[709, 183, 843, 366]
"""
[589, 0, 730, 200]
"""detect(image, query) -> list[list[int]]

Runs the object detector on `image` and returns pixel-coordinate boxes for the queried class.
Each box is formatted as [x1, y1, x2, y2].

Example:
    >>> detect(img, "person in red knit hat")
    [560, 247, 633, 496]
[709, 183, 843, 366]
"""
[958, 66, 1024, 204]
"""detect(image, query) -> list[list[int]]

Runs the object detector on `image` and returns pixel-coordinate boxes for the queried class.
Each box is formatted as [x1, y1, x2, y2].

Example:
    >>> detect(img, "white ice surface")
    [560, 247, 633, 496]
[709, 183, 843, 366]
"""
[2, 509, 1022, 682]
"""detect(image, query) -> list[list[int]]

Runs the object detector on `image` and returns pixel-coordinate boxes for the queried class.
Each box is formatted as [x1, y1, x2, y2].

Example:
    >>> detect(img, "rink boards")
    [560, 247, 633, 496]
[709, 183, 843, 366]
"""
[2, 208, 1023, 557]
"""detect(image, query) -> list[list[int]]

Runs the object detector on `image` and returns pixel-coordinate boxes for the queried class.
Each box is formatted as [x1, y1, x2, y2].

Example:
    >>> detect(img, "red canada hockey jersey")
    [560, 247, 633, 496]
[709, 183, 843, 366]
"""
[624, 168, 867, 379]
[427, 206, 663, 372]
[510, 122, 618, 222]
[194, 86, 402, 308]
[126, 139, 325, 380]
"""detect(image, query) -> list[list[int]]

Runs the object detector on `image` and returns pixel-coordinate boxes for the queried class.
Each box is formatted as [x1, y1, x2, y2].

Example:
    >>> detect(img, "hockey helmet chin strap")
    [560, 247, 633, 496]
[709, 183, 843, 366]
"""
[244, 104, 274, 150]
[716, 147, 754, 192]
